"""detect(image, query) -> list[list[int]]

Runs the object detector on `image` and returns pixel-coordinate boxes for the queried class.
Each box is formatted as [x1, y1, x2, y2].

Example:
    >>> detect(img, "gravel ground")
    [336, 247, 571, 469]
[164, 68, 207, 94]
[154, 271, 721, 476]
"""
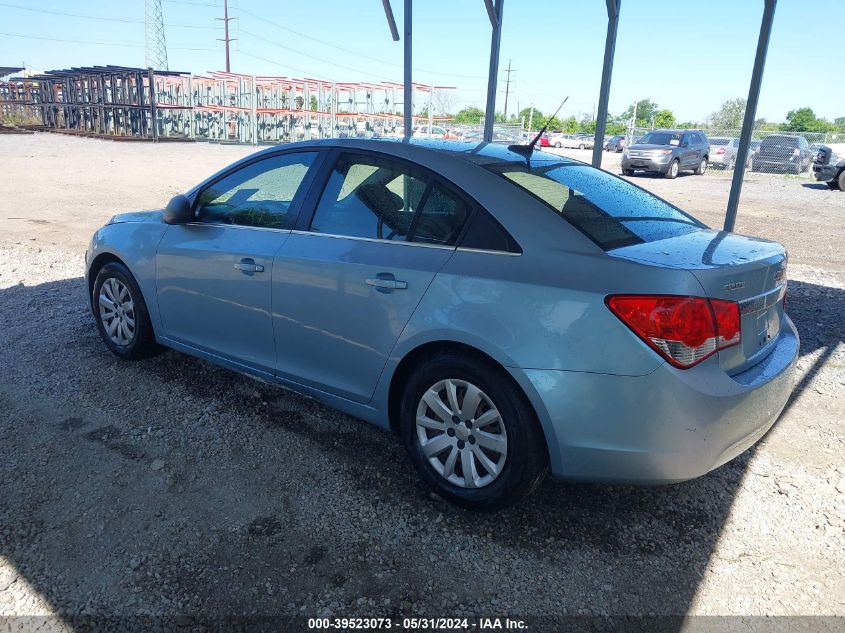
[0, 135, 843, 628]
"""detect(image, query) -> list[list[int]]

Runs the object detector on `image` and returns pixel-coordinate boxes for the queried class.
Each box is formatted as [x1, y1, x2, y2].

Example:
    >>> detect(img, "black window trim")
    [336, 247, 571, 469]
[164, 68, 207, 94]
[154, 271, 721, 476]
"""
[294, 147, 520, 253]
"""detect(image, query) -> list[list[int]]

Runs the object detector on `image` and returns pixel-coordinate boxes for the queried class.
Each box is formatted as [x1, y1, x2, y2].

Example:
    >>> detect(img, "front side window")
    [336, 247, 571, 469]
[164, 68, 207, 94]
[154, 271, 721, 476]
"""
[488, 160, 704, 250]
[196, 152, 317, 229]
[310, 153, 428, 241]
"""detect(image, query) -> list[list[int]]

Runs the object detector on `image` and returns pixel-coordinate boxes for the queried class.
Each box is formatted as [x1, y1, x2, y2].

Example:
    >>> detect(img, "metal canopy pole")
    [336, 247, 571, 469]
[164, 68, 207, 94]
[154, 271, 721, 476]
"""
[724, 0, 777, 233]
[403, 0, 412, 139]
[483, 0, 504, 143]
[591, 0, 620, 168]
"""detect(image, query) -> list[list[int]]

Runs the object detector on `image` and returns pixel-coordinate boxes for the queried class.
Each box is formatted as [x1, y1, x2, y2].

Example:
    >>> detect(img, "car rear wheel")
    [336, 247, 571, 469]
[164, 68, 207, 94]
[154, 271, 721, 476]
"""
[837, 170, 845, 191]
[665, 159, 680, 179]
[555, 142, 561, 148]
[694, 158, 708, 175]
[93, 262, 161, 360]
[578, 143, 585, 149]
[400, 351, 548, 511]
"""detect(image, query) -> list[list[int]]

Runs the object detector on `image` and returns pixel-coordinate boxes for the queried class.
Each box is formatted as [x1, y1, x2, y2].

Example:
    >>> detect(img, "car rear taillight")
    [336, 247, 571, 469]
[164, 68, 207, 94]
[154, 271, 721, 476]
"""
[606, 295, 741, 369]
[716, 147, 726, 155]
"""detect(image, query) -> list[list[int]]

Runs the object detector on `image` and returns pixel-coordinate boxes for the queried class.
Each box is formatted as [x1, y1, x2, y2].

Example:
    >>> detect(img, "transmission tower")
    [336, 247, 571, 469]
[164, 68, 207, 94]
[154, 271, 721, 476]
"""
[145, 0, 169, 70]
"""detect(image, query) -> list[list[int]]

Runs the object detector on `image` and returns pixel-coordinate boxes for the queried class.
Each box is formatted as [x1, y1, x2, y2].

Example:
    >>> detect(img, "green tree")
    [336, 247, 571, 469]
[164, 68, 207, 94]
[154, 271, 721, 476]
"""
[783, 107, 833, 132]
[310, 95, 318, 111]
[620, 98, 660, 127]
[578, 118, 597, 135]
[561, 115, 579, 133]
[653, 109, 676, 128]
[708, 98, 746, 130]
[453, 106, 484, 124]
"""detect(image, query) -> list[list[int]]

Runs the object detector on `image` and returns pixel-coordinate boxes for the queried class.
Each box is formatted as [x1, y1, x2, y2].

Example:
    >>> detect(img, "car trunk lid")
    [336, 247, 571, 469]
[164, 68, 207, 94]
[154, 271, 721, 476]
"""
[610, 229, 787, 374]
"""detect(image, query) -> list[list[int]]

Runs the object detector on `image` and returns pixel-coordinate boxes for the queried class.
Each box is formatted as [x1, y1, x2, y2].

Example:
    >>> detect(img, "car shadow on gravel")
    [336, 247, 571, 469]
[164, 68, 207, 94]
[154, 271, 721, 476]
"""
[0, 276, 840, 626]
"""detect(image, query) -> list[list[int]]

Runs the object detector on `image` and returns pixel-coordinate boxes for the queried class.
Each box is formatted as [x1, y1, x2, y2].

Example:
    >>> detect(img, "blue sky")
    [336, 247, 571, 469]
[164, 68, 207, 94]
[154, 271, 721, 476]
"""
[1, 0, 842, 123]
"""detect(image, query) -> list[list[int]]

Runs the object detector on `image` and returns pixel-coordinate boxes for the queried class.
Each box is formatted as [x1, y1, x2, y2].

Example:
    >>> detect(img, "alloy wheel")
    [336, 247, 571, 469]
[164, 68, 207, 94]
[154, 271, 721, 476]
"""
[415, 378, 508, 489]
[99, 277, 136, 346]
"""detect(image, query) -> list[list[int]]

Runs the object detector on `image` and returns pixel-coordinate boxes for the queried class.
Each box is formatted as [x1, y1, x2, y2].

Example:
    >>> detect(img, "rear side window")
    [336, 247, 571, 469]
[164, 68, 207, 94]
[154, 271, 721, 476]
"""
[310, 153, 427, 241]
[411, 185, 469, 246]
[196, 152, 317, 229]
[488, 161, 704, 250]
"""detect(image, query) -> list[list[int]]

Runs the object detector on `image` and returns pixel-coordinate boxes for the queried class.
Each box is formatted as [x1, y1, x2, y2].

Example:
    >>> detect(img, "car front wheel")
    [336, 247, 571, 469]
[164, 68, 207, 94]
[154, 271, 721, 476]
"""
[665, 159, 680, 179]
[93, 262, 161, 360]
[400, 351, 548, 511]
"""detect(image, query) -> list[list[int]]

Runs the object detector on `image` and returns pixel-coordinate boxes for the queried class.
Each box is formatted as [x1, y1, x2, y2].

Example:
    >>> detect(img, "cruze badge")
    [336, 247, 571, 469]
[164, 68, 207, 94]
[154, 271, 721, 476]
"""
[724, 281, 745, 291]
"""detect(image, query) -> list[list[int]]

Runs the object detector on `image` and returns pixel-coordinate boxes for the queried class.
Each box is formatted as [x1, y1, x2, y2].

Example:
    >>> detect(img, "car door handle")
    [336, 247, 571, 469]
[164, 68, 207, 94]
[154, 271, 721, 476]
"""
[234, 258, 264, 273]
[366, 276, 408, 290]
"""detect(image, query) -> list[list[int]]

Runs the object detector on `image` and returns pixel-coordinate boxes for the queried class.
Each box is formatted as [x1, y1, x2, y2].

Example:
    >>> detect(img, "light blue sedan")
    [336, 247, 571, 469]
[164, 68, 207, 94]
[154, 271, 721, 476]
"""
[85, 139, 798, 509]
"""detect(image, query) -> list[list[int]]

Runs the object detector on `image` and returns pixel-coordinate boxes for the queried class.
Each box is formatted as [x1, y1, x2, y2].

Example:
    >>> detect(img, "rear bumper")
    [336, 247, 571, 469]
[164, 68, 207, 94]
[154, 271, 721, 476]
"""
[523, 315, 799, 483]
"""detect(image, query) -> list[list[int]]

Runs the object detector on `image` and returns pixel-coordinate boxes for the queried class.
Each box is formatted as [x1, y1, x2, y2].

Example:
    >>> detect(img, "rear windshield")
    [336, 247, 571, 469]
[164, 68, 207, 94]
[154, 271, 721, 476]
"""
[710, 138, 730, 145]
[487, 161, 705, 250]
[761, 136, 799, 148]
[637, 131, 683, 146]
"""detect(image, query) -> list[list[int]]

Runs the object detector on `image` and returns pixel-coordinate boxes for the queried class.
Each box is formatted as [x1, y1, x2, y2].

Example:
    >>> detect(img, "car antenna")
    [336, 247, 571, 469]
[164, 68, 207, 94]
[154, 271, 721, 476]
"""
[508, 97, 569, 158]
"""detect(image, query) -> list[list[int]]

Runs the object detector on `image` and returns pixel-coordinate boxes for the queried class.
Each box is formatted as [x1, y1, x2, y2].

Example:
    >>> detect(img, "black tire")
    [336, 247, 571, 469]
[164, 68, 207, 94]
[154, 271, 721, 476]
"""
[827, 180, 840, 190]
[400, 351, 548, 511]
[578, 143, 585, 150]
[622, 169, 635, 176]
[694, 157, 708, 175]
[92, 261, 162, 360]
[837, 170, 845, 191]
[665, 159, 680, 179]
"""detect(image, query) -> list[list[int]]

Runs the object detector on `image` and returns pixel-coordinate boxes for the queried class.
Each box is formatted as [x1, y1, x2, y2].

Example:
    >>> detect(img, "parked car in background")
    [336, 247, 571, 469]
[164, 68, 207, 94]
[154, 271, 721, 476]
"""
[85, 138, 797, 510]
[709, 137, 746, 170]
[413, 125, 448, 139]
[549, 133, 591, 149]
[575, 134, 595, 150]
[622, 129, 710, 179]
[604, 135, 625, 152]
[537, 133, 551, 147]
[812, 144, 845, 190]
[751, 134, 813, 174]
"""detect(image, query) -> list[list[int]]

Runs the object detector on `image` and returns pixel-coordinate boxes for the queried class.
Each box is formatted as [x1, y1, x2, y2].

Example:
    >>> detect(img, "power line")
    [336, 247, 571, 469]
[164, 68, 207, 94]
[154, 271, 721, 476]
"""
[236, 6, 483, 81]
[0, 2, 218, 29]
[237, 29, 388, 81]
[0, 31, 216, 51]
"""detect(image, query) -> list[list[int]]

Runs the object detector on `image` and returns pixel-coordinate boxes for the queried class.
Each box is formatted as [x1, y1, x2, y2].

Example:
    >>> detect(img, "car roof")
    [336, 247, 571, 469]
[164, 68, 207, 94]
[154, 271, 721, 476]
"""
[249, 137, 581, 169]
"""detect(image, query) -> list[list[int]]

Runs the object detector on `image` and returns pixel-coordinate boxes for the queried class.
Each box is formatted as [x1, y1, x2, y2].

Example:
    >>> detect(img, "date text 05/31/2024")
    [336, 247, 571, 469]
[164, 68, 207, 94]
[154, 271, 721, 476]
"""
[307, 617, 528, 630]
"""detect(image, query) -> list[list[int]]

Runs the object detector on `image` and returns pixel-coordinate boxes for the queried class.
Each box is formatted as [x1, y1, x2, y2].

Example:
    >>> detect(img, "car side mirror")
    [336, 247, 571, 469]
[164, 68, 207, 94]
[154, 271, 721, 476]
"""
[164, 194, 192, 224]
[681, 141, 689, 147]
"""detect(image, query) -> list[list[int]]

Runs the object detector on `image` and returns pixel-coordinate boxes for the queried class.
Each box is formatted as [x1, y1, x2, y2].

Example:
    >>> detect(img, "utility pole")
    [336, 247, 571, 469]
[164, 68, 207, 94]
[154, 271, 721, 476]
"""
[216, 0, 236, 73]
[502, 59, 514, 121]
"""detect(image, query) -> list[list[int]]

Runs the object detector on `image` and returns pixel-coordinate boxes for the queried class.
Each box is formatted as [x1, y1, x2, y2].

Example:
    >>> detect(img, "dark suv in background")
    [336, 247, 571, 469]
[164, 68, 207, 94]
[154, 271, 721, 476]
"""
[751, 134, 813, 174]
[621, 129, 710, 179]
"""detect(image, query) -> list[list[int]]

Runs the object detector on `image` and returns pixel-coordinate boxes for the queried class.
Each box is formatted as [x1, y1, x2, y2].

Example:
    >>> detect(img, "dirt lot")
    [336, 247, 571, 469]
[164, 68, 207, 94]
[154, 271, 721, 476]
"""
[0, 134, 843, 628]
